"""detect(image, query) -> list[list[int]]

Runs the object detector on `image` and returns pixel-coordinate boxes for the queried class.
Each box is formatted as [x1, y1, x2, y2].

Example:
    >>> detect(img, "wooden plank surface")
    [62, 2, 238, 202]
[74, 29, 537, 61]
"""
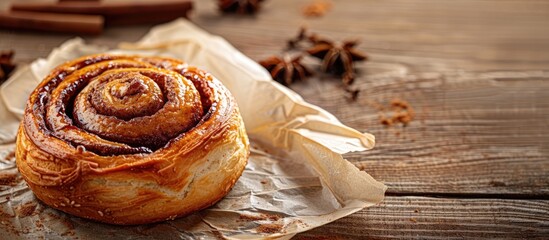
[296, 69, 549, 196]
[296, 196, 549, 239]
[189, 0, 549, 196]
[1, 0, 549, 238]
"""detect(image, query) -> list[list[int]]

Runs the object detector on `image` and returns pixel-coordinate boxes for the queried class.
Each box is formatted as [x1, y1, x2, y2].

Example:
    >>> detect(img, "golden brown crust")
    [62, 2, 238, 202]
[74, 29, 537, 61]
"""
[15, 54, 249, 225]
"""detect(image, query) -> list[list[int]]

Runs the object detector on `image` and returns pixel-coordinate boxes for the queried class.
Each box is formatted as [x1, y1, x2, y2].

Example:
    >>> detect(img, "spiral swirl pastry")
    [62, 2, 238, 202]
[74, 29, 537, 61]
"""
[15, 54, 249, 225]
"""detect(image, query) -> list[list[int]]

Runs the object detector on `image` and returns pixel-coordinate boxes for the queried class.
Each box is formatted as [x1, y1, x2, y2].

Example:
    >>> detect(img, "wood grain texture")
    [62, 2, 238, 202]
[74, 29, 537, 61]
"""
[294, 69, 549, 196]
[188, 0, 549, 196]
[296, 196, 549, 239]
[1, 0, 549, 238]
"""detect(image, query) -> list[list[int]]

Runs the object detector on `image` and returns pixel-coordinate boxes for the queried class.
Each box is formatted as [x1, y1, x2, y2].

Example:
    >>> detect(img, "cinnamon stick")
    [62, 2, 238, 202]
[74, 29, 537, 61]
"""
[58, 0, 99, 2]
[11, 0, 193, 26]
[0, 11, 103, 35]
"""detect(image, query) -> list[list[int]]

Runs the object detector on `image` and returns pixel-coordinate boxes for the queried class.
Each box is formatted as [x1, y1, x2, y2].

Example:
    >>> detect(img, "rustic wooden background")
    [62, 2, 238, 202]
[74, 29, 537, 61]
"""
[1, 0, 548, 238]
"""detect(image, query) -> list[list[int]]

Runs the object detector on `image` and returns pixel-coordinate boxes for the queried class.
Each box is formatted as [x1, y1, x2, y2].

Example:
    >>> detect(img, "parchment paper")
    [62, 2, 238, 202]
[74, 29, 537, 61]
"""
[0, 19, 386, 239]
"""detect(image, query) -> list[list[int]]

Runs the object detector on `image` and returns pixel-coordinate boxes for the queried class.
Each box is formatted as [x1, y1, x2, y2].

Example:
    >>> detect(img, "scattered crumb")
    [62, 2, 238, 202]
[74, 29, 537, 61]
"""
[256, 223, 284, 234]
[409, 218, 417, 223]
[0, 172, 19, 186]
[290, 219, 310, 231]
[260, 179, 268, 184]
[302, 0, 332, 17]
[15, 202, 37, 217]
[380, 117, 392, 126]
[240, 214, 266, 221]
[0, 208, 14, 219]
[239, 213, 280, 222]
[391, 99, 409, 109]
[377, 98, 415, 128]
[2, 150, 15, 161]
[414, 209, 420, 213]
[0, 208, 18, 236]
[45, 210, 74, 233]
[35, 219, 44, 229]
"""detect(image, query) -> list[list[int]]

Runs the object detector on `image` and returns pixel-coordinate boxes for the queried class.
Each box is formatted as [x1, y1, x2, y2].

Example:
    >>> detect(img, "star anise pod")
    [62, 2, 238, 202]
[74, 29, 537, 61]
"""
[286, 26, 320, 50]
[259, 54, 312, 86]
[0, 50, 16, 85]
[287, 26, 308, 50]
[306, 39, 367, 86]
[219, 0, 264, 14]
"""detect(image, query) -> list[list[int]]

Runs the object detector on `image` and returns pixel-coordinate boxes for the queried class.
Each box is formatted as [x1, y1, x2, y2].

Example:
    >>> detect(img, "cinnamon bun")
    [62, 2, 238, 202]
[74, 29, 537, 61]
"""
[15, 54, 249, 225]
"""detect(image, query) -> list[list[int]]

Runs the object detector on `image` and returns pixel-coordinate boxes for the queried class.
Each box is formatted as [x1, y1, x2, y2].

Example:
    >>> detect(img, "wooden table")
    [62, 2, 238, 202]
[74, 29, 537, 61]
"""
[1, 0, 548, 238]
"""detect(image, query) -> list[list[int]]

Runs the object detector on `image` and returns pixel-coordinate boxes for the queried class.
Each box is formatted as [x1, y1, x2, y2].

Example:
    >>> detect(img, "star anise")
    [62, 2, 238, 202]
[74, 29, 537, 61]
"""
[287, 27, 307, 50]
[306, 39, 367, 86]
[287, 26, 318, 50]
[219, 0, 264, 14]
[259, 54, 312, 86]
[0, 50, 16, 85]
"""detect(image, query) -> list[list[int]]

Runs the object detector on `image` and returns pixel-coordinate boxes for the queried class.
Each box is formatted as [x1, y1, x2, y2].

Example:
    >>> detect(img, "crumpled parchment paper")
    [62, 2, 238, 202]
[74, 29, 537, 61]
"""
[0, 19, 386, 239]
